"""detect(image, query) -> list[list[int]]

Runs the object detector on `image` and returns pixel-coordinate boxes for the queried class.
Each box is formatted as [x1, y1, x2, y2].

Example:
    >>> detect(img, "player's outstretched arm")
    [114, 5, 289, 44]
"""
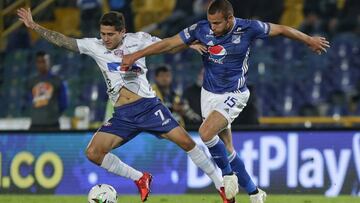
[122, 34, 185, 68]
[269, 23, 330, 55]
[169, 41, 207, 55]
[17, 8, 79, 52]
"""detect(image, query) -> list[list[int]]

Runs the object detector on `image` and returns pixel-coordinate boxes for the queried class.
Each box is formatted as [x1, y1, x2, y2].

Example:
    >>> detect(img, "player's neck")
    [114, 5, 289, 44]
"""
[108, 37, 124, 50]
[113, 41, 123, 50]
[216, 17, 235, 37]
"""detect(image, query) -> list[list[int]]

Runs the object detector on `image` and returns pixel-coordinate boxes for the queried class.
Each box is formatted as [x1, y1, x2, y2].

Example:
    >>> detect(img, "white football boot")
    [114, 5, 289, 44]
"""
[250, 188, 267, 203]
[223, 174, 239, 199]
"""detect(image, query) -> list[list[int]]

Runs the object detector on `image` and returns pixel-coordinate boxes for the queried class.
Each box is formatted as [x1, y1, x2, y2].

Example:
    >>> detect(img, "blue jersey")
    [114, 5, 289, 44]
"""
[179, 18, 270, 93]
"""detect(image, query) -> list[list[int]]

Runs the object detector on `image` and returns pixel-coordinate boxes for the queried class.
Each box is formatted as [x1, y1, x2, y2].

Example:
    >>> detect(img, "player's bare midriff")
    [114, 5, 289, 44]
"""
[114, 87, 142, 107]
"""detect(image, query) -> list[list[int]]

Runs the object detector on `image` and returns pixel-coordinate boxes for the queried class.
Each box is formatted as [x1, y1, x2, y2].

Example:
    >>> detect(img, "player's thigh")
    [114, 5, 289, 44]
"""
[86, 131, 125, 157]
[218, 128, 234, 153]
[200, 88, 217, 119]
[199, 110, 228, 142]
[161, 126, 196, 152]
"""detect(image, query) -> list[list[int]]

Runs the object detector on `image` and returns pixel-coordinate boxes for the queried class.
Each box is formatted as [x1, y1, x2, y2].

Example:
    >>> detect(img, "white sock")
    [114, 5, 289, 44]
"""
[204, 135, 220, 148]
[101, 153, 143, 181]
[187, 145, 223, 190]
[228, 151, 237, 162]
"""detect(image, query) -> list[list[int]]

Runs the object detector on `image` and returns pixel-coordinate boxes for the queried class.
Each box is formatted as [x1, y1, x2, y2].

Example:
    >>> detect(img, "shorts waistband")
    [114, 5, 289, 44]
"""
[114, 97, 157, 111]
[232, 85, 248, 93]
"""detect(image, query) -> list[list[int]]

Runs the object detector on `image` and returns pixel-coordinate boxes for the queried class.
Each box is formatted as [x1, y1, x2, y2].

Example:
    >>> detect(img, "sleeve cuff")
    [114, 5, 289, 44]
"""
[179, 32, 191, 45]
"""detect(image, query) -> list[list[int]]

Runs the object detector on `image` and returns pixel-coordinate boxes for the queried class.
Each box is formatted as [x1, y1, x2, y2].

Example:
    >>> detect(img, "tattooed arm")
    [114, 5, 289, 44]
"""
[17, 8, 79, 52]
[32, 25, 79, 52]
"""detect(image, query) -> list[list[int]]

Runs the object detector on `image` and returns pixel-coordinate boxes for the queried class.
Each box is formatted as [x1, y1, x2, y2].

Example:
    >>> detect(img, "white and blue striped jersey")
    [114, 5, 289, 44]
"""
[76, 32, 160, 104]
[179, 18, 270, 93]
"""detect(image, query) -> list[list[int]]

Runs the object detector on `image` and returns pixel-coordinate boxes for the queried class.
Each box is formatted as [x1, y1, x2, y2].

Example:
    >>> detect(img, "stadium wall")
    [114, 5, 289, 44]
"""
[0, 130, 359, 196]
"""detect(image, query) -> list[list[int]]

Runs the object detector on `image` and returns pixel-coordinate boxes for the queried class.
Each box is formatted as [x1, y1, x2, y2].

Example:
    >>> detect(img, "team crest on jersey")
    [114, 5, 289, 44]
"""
[113, 49, 123, 57]
[232, 35, 241, 44]
[208, 45, 227, 64]
[206, 29, 214, 38]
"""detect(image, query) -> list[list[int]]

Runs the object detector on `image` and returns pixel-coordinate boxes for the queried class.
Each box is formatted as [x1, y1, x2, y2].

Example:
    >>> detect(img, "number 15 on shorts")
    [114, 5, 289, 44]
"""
[224, 96, 237, 108]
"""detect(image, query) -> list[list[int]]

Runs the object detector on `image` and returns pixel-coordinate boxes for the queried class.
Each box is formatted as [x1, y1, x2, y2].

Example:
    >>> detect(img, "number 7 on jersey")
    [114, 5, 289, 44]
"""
[154, 109, 165, 121]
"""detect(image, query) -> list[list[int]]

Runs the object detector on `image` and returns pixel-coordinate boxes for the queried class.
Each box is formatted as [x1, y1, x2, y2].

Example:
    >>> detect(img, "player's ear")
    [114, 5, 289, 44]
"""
[226, 14, 233, 22]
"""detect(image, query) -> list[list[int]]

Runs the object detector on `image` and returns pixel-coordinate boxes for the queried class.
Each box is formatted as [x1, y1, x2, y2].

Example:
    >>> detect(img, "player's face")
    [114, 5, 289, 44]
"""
[156, 71, 172, 88]
[207, 12, 233, 36]
[100, 25, 125, 50]
[36, 55, 50, 74]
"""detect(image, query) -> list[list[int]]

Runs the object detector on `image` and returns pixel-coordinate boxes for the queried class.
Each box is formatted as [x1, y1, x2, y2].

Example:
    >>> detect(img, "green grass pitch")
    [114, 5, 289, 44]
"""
[0, 195, 358, 203]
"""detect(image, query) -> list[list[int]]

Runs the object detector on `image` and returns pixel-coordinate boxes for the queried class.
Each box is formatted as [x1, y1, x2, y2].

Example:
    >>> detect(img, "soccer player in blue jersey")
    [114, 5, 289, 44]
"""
[122, 0, 330, 202]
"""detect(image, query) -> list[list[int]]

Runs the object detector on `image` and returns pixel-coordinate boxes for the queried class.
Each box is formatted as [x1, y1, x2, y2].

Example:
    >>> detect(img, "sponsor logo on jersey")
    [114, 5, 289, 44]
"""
[120, 64, 142, 73]
[126, 44, 138, 49]
[208, 45, 227, 64]
[107, 62, 121, 72]
[107, 62, 142, 74]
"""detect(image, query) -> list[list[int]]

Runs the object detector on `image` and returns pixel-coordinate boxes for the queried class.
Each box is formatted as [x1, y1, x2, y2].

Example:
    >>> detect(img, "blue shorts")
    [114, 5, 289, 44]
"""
[99, 97, 179, 142]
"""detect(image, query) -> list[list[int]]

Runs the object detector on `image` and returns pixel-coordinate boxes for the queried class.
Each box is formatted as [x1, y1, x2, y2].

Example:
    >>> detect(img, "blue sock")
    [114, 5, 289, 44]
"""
[229, 151, 257, 194]
[204, 136, 232, 176]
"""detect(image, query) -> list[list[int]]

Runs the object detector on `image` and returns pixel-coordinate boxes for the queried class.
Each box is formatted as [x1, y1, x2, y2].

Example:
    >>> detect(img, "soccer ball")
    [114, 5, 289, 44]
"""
[88, 184, 118, 203]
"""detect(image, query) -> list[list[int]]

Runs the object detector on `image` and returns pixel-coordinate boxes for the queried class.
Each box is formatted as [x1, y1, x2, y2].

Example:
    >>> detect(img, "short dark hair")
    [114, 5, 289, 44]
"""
[155, 65, 171, 76]
[36, 50, 48, 57]
[208, 0, 234, 18]
[99, 11, 126, 31]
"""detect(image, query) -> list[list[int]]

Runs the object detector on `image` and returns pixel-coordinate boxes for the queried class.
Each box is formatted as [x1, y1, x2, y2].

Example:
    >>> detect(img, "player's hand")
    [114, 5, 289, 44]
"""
[121, 54, 136, 69]
[17, 7, 37, 29]
[190, 40, 207, 55]
[308, 36, 330, 55]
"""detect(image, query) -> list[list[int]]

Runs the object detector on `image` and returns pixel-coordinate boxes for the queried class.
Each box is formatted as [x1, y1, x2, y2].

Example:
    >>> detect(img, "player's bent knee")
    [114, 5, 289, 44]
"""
[86, 146, 105, 165]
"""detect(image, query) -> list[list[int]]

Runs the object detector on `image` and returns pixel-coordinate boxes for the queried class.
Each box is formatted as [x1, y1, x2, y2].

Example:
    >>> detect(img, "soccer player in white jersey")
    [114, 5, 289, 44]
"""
[17, 8, 234, 203]
[121, 0, 330, 202]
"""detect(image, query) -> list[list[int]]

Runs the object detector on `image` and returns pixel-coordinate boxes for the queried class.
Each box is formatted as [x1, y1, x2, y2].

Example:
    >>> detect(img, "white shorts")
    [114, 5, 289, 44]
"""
[201, 87, 250, 127]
